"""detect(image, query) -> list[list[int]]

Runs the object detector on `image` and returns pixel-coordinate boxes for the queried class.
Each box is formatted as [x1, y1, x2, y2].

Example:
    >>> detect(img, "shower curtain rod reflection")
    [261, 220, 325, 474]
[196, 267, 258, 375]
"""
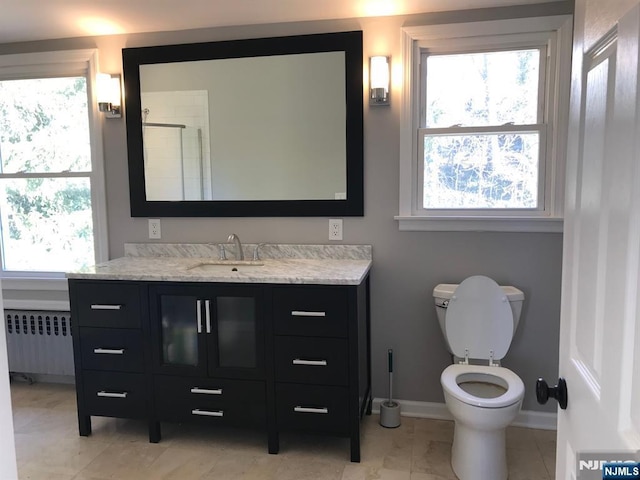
[142, 122, 187, 128]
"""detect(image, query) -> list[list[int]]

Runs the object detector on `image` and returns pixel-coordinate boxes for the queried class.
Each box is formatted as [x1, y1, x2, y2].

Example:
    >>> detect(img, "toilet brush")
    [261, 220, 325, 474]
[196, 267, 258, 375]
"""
[379, 348, 401, 428]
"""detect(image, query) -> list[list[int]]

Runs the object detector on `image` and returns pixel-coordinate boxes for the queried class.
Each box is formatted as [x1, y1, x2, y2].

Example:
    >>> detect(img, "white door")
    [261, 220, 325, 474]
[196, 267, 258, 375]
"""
[557, 1, 640, 478]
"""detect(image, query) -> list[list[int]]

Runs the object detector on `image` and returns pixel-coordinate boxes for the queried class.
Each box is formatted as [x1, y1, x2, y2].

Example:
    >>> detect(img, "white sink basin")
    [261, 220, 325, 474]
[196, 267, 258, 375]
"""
[186, 260, 264, 274]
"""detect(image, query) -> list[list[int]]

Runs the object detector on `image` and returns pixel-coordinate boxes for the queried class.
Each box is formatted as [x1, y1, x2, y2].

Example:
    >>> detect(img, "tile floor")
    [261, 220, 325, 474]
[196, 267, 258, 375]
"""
[11, 382, 556, 480]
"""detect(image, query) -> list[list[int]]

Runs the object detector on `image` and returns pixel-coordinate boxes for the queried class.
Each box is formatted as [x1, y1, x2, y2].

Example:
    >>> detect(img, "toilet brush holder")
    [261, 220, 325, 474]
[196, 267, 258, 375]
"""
[380, 349, 401, 428]
[380, 400, 401, 428]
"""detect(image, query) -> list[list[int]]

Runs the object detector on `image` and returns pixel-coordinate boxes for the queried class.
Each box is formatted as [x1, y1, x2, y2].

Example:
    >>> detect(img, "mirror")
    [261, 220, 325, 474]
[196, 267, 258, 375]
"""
[123, 31, 363, 217]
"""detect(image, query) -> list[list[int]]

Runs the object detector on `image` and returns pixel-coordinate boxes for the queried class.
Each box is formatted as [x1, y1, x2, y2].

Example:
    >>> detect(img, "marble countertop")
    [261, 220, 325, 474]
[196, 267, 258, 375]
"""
[66, 243, 372, 286]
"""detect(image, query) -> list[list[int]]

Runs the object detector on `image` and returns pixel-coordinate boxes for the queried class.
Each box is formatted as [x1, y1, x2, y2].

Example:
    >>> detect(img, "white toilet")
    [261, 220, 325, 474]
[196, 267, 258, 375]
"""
[433, 275, 525, 480]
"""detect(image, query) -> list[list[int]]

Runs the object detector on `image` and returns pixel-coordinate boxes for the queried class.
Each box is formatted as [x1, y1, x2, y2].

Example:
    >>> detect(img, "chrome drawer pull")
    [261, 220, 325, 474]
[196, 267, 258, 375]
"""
[190, 387, 222, 395]
[205, 300, 211, 334]
[90, 304, 122, 310]
[97, 391, 128, 399]
[292, 359, 327, 366]
[197, 300, 202, 333]
[191, 409, 223, 417]
[294, 406, 329, 414]
[93, 348, 125, 355]
[291, 311, 326, 317]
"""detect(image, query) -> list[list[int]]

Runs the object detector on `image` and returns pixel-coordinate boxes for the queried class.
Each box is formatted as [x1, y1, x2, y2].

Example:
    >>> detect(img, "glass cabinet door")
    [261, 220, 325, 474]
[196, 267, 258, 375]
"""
[216, 296, 257, 369]
[160, 294, 200, 367]
[208, 287, 264, 379]
[150, 289, 209, 376]
[150, 284, 263, 378]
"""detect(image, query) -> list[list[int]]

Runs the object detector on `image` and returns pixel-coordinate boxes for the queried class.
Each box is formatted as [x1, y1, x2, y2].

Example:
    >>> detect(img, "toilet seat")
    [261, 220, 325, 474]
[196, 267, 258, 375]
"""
[445, 276, 514, 361]
[441, 364, 524, 409]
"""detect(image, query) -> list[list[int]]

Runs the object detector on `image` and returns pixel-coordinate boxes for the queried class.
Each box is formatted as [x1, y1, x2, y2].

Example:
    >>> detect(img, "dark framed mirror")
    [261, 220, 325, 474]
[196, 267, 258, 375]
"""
[123, 31, 363, 217]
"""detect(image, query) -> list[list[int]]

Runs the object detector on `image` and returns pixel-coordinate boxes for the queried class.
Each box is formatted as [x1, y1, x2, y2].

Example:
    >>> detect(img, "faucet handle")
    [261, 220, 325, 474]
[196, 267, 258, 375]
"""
[253, 243, 267, 261]
[218, 243, 227, 260]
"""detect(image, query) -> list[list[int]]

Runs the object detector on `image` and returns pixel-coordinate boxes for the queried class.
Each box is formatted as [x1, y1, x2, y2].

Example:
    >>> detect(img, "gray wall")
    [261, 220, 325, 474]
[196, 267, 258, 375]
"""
[0, 1, 571, 412]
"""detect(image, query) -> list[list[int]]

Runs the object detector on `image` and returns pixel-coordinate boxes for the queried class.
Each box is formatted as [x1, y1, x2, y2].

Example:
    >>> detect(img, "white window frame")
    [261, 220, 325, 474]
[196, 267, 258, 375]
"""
[0, 49, 108, 291]
[396, 15, 573, 232]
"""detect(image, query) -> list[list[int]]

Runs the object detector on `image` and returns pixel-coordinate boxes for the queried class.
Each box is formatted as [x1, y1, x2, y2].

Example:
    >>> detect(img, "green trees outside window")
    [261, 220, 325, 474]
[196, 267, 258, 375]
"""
[0, 77, 94, 272]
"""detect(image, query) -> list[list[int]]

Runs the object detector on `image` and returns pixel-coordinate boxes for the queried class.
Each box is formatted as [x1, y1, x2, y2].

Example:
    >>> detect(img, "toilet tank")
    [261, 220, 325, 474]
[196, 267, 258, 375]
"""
[433, 283, 524, 353]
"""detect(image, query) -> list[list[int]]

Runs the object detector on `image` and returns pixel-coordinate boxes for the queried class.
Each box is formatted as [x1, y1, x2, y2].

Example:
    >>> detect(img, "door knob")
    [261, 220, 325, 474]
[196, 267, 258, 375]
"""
[536, 377, 568, 410]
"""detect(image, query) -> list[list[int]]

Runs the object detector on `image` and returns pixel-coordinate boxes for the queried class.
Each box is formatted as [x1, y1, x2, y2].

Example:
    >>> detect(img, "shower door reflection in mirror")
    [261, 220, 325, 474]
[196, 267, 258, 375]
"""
[142, 91, 212, 200]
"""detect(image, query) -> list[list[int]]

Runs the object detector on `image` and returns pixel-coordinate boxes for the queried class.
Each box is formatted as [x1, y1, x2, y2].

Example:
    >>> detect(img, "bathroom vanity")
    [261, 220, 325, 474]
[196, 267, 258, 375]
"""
[67, 243, 371, 462]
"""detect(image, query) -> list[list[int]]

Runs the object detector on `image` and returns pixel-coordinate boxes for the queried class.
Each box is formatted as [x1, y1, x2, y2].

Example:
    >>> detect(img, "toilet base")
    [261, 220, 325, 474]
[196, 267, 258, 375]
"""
[451, 422, 507, 480]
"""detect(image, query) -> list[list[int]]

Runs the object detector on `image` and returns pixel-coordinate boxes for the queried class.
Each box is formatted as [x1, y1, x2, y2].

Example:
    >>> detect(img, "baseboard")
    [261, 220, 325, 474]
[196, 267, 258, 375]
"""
[511, 409, 557, 430]
[9, 373, 75, 385]
[372, 397, 557, 431]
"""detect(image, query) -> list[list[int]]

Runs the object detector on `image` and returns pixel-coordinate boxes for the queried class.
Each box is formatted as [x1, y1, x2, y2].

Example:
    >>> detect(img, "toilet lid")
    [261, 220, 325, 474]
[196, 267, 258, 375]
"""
[445, 275, 513, 360]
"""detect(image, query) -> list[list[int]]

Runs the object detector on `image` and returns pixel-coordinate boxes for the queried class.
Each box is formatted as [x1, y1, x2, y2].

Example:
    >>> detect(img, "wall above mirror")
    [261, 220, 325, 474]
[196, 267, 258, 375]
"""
[123, 31, 363, 217]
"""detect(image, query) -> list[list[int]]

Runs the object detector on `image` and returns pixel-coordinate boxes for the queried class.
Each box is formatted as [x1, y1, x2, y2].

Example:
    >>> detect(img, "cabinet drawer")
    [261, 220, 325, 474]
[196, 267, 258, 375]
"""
[276, 383, 348, 434]
[82, 371, 146, 418]
[274, 337, 348, 386]
[74, 282, 142, 328]
[273, 287, 347, 337]
[154, 376, 266, 427]
[79, 328, 144, 372]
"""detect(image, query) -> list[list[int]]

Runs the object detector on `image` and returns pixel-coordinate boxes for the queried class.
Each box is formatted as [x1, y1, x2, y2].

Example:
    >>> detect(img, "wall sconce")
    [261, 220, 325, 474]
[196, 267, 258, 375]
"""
[369, 56, 390, 106]
[97, 73, 122, 118]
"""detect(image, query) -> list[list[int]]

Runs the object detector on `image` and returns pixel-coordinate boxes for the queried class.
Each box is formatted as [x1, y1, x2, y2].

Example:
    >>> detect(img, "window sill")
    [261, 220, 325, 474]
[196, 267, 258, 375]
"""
[395, 215, 563, 232]
[0, 277, 70, 311]
[0, 277, 69, 291]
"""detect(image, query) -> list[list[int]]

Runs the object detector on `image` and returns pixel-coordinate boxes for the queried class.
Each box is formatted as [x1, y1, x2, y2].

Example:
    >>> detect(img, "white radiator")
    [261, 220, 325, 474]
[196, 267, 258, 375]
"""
[5, 310, 74, 377]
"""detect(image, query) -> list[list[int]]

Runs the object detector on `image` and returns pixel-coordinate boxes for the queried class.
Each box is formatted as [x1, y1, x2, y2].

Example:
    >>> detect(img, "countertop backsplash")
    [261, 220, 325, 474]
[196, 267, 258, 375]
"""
[124, 243, 372, 261]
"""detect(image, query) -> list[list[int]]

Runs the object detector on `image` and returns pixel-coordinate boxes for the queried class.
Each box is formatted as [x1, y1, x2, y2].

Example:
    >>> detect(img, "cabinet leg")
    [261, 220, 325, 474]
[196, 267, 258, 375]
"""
[148, 420, 161, 443]
[78, 414, 91, 436]
[268, 431, 279, 454]
[350, 436, 361, 463]
[366, 392, 373, 415]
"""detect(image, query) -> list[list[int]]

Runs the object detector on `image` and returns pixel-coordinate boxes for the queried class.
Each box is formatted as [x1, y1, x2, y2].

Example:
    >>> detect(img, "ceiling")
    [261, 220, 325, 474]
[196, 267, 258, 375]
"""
[2, 0, 560, 45]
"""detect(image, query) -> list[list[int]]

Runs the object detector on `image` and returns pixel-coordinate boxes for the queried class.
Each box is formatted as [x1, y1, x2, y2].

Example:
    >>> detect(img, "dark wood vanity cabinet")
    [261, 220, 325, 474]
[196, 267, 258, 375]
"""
[147, 283, 266, 438]
[271, 285, 368, 461]
[69, 276, 371, 462]
[69, 280, 151, 436]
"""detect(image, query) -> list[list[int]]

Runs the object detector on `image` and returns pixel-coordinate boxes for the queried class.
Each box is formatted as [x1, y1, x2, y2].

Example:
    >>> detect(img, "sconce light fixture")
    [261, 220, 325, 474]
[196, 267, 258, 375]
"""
[97, 73, 122, 118]
[369, 56, 390, 106]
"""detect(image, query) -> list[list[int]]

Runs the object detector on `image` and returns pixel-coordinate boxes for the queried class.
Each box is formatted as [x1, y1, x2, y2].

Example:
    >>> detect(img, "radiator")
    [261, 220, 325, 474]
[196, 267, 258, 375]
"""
[5, 310, 74, 377]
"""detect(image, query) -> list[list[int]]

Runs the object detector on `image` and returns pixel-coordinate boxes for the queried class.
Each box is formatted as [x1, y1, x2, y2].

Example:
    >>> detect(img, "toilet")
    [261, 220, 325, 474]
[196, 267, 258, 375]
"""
[433, 275, 525, 480]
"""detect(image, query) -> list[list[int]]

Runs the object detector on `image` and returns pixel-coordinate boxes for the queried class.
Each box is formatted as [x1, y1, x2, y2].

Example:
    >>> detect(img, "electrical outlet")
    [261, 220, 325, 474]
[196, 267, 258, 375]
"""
[148, 219, 161, 239]
[329, 218, 343, 241]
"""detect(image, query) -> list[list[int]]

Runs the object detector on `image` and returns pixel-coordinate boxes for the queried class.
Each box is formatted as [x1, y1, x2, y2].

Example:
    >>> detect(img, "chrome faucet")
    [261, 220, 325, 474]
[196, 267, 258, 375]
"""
[253, 243, 267, 261]
[217, 243, 227, 260]
[227, 233, 244, 260]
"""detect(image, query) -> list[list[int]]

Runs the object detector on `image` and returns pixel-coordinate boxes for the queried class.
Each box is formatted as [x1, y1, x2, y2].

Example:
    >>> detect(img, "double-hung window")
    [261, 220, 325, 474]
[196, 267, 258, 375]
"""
[398, 15, 572, 232]
[0, 50, 107, 283]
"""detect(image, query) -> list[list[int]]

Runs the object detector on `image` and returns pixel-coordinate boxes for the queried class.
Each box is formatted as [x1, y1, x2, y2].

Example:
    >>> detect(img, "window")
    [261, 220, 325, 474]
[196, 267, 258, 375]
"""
[0, 50, 107, 279]
[422, 48, 544, 209]
[397, 16, 572, 232]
